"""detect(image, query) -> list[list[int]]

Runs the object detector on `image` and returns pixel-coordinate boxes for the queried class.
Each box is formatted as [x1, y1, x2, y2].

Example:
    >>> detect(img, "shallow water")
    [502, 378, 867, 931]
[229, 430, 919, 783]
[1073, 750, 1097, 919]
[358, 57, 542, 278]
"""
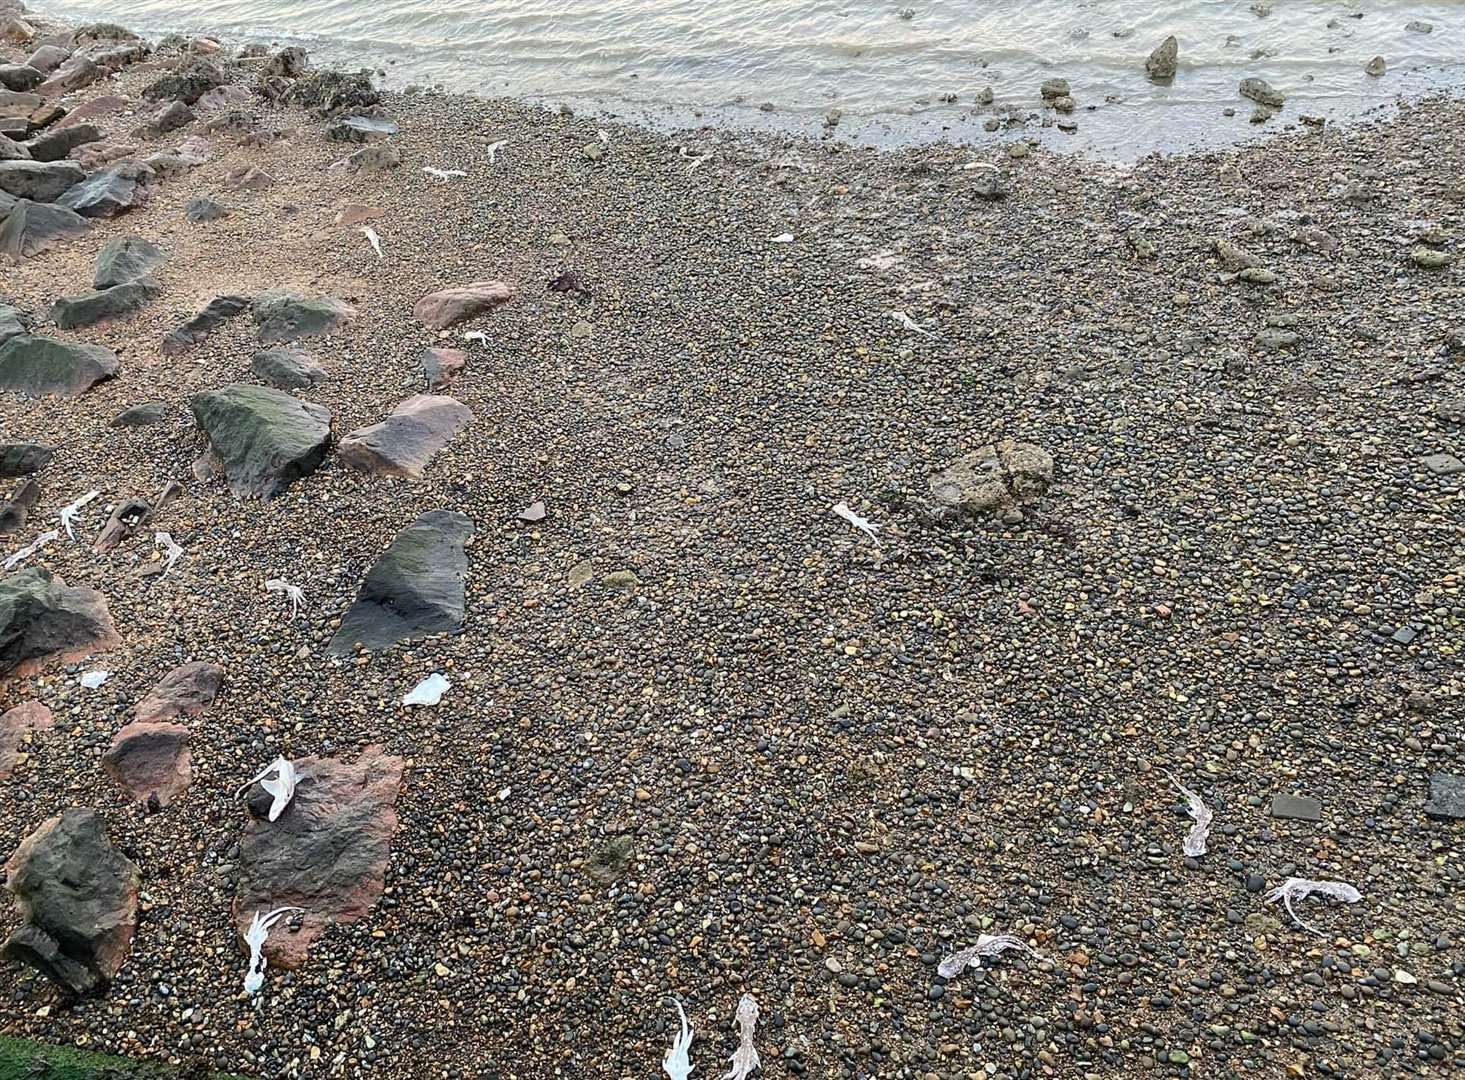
[32, 0, 1465, 156]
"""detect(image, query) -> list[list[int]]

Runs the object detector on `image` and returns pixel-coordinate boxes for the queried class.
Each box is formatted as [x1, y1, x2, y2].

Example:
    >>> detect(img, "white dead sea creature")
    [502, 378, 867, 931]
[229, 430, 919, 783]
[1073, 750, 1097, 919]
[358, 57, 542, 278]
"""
[154, 531, 183, 577]
[236, 757, 298, 822]
[462, 330, 489, 345]
[486, 139, 505, 164]
[264, 578, 305, 619]
[1166, 772, 1212, 857]
[360, 225, 383, 259]
[403, 673, 451, 706]
[679, 146, 709, 170]
[832, 501, 882, 548]
[59, 490, 101, 539]
[662, 999, 694, 1080]
[422, 166, 466, 181]
[1266, 877, 1362, 936]
[4, 529, 59, 570]
[938, 934, 1043, 979]
[243, 906, 303, 995]
[890, 310, 935, 338]
[724, 993, 760, 1080]
[769, 233, 795, 244]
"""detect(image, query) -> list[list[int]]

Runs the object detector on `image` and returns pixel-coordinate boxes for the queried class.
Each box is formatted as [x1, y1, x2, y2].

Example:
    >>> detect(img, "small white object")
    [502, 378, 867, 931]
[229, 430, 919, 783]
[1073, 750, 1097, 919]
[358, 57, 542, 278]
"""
[1266, 877, 1362, 936]
[679, 146, 708, 171]
[243, 906, 303, 995]
[59, 490, 101, 540]
[832, 501, 882, 548]
[79, 670, 110, 689]
[662, 999, 693, 1080]
[486, 139, 505, 164]
[403, 673, 451, 706]
[462, 330, 489, 345]
[1167, 772, 1212, 857]
[154, 531, 183, 577]
[890, 310, 935, 338]
[236, 757, 298, 822]
[597, 128, 611, 146]
[264, 578, 305, 619]
[938, 934, 1043, 979]
[769, 233, 795, 244]
[360, 225, 383, 259]
[724, 993, 760, 1080]
[4, 529, 59, 570]
[422, 166, 466, 181]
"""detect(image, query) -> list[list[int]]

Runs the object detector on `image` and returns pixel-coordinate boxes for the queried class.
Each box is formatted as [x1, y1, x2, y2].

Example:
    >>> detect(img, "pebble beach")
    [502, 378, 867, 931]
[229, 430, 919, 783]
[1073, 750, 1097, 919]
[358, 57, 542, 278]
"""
[0, 4, 1462, 1079]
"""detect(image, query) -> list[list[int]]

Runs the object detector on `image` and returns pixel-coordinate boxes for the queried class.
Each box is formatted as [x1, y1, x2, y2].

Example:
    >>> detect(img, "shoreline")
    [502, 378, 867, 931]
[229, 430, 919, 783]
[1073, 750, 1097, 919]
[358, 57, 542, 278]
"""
[2, 5, 1463, 1080]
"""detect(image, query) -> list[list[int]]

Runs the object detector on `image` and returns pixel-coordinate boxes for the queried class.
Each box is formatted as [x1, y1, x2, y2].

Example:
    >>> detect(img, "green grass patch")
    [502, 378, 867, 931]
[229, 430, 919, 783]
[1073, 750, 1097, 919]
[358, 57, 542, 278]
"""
[0, 1036, 247, 1080]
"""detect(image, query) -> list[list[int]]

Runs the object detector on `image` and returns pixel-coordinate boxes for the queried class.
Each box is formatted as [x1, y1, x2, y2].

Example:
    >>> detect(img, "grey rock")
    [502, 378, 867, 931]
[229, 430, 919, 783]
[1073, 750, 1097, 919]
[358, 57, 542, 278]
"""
[1146, 35, 1178, 80]
[50, 281, 159, 329]
[1364, 56, 1386, 77]
[0, 132, 28, 160]
[0, 442, 52, 477]
[1424, 774, 1465, 820]
[338, 394, 472, 479]
[328, 509, 474, 654]
[262, 46, 309, 80]
[0, 63, 42, 92]
[0, 334, 118, 397]
[1270, 793, 1321, 821]
[94, 235, 165, 288]
[281, 68, 379, 116]
[35, 54, 99, 97]
[189, 383, 332, 499]
[0, 566, 119, 676]
[57, 161, 155, 217]
[253, 288, 354, 344]
[110, 401, 165, 427]
[325, 115, 399, 143]
[25, 46, 70, 76]
[0, 302, 23, 343]
[251, 345, 326, 389]
[0, 159, 85, 201]
[346, 144, 400, 172]
[929, 440, 1054, 514]
[184, 195, 226, 222]
[1239, 77, 1284, 107]
[0, 198, 90, 259]
[138, 98, 193, 136]
[1419, 452, 1464, 476]
[1404, 19, 1432, 33]
[161, 294, 250, 354]
[973, 169, 1009, 200]
[140, 56, 224, 104]
[1040, 78, 1070, 99]
[24, 122, 100, 162]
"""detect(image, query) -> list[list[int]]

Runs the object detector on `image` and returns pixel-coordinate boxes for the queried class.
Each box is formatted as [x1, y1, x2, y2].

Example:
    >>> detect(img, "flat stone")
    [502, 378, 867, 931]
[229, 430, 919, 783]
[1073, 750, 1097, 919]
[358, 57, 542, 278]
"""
[338, 394, 472, 479]
[101, 721, 191, 807]
[190, 383, 332, 499]
[1239, 77, 1284, 107]
[253, 288, 354, 344]
[0, 158, 84, 201]
[1419, 452, 1464, 476]
[0, 198, 90, 259]
[328, 510, 474, 654]
[135, 660, 224, 723]
[0, 700, 52, 779]
[335, 203, 383, 227]
[929, 440, 1054, 514]
[54, 94, 130, 129]
[224, 165, 274, 190]
[1424, 774, 1465, 820]
[346, 144, 400, 172]
[57, 161, 155, 217]
[111, 401, 166, 427]
[251, 345, 326, 389]
[50, 281, 159, 329]
[0, 334, 118, 397]
[24, 122, 99, 162]
[418, 346, 465, 390]
[184, 195, 226, 222]
[413, 281, 514, 329]
[232, 746, 402, 969]
[94, 236, 165, 288]
[0, 441, 51, 476]
[162, 294, 250, 354]
[1270, 793, 1322, 821]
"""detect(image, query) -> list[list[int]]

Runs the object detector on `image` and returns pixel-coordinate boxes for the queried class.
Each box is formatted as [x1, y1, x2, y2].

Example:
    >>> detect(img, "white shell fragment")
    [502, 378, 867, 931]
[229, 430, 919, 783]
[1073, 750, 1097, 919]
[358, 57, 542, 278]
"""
[937, 934, 1043, 979]
[1167, 772, 1212, 857]
[403, 673, 451, 706]
[360, 225, 383, 259]
[59, 490, 101, 540]
[154, 531, 184, 577]
[243, 906, 304, 995]
[1266, 877, 1362, 936]
[486, 139, 505, 165]
[723, 993, 760, 1080]
[264, 578, 305, 619]
[662, 999, 694, 1080]
[4, 529, 59, 570]
[832, 501, 882, 548]
[79, 670, 110, 689]
[769, 233, 795, 244]
[890, 310, 935, 338]
[422, 166, 466, 180]
[236, 757, 298, 822]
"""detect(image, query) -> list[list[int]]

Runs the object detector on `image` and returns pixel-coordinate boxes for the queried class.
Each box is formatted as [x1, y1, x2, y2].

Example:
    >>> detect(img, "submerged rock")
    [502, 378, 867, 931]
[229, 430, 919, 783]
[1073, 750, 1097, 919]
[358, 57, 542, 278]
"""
[1146, 35, 1178, 80]
[0, 700, 53, 779]
[1239, 77, 1284, 107]
[329, 510, 474, 654]
[1040, 78, 1070, 100]
[338, 394, 473, 479]
[2, 808, 140, 996]
[0, 334, 118, 397]
[0, 567, 120, 677]
[929, 440, 1055, 516]
[190, 383, 332, 499]
[413, 281, 514, 329]
[50, 281, 159, 329]
[251, 345, 326, 389]
[94, 235, 165, 288]
[253, 288, 354, 344]
[0, 199, 90, 259]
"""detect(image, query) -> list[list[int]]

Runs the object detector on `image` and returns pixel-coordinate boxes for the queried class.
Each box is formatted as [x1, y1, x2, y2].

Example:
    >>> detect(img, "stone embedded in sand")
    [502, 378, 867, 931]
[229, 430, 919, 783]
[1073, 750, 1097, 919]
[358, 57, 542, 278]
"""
[419, 346, 465, 390]
[55, 94, 130, 129]
[136, 98, 193, 137]
[190, 383, 332, 499]
[0, 700, 53, 779]
[1145, 36, 1178, 80]
[0, 442, 51, 477]
[254, 289, 355, 344]
[0, 335, 118, 398]
[50, 281, 160, 330]
[0, 567, 120, 677]
[35, 54, 100, 98]
[162, 293, 250, 353]
[413, 281, 514, 329]
[325, 115, 399, 143]
[329, 510, 474, 654]
[101, 721, 191, 807]
[251, 346, 326, 389]
[0, 159, 84, 201]
[140, 56, 224, 104]
[929, 440, 1055, 516]
[184, 195, 226, 222]
[347, 144, 400, 172]
[135, 660, 224, 723]
[338, 395, 473, 480]
[194, 84, 249, 112]
[94, 236, 165, 288]
[2, 808, 140, 996]
[25, 122, 100, 162]
[335, 203, 382, 227]
[0, 63, 42, 92]
[0, 199, 91, 259]
[225, 164, 274, 190]
[1239, 77, 1284, 108]
[58, 161, 155, 218]
[111, 400, 166, 428]
[232, 746, 402, 969]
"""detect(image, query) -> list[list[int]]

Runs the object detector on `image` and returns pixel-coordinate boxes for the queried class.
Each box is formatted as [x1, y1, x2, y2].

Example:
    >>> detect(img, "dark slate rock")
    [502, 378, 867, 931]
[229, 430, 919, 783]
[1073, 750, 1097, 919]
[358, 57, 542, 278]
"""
[110, 401, 166, 427]
[140, 57, 224, 104]
[282, 69, 379, 116]
[94, 235, 165, 288]
[0, 302, 24, 343]
[0, 566, 120, 676]
[253, 289, 354, 344]
[183, 195, 226, 222]
[161, 294, 250, 354]
[328, 509, 474, 654]
[190, 383, 332, 499]
[0, 132, 29, 161]
[1, 808, 140, 996]
[0, 442, 52, 477]
[0, 159, 85, 201]
[1270, 793, 1322, 821]
[24, 121, 99, 162]
[0, 199, 90, 259]
[251, 346, 326, 389]
[324, 115, 398, 143]
[0, 335, 118, 397]
[1425, 774, 1465, 820]
[50, 281, 159, 329]
[0, 64, 43, 92]
[136, 98, 192, 136]
[57, 161, 154, 217]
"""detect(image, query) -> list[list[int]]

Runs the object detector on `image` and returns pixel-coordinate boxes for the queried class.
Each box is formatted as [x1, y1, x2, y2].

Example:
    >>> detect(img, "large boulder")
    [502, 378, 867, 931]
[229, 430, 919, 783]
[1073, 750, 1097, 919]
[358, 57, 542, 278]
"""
[190, 383, 332, 499]
[0, 335, 117, 397]
[94, 235, 165, 288]
[338, 395, 472, 479]
[413, 281, 513, 329]
[0, 159, 85, 201]
[135, 660, 224, 723]
[0, 442, 51, 476]
[25, 121, 100, 162]
[251, 346, 325, 389]
[0, 567, 120, 677]
[253, 288, 354, 344]
[928, 440, 1054, 516]
[0, 700, 52, 779]
[328, 510, 474, 654]
[57, 161, 154, 217]
[140, 56, 224, 104]
[2, 809, 140, 996]
[0, 64, 43, 92]
[49, 281, 159, 329]
[0, 199, 90, 259]
[232, 746, 402, 969]
[35, 54, 100, 98]
[0, 132, 28, 160]
[161, 293, 250, 354]
[101, 721, 191, 807]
